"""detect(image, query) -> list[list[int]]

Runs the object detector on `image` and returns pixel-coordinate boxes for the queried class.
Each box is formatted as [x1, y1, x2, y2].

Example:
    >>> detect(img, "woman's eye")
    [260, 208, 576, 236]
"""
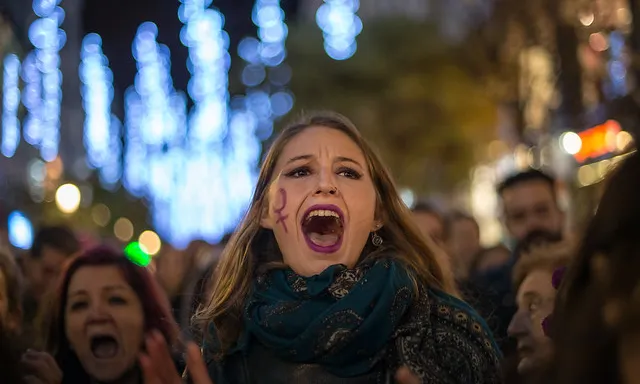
[108, 296, 127, 305]
[285, 167, 311, 178]
[337, 167, 362, 180]
[69, 301, 88, 311]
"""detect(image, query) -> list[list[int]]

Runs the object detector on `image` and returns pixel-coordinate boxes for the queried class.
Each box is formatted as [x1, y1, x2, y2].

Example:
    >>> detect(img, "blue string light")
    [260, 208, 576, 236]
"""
[252, 0, 288, 67]
[605, 31, 628, 99]
[23, 0, 66, 161]
[166, 0, 260, 246]
[124, 22, 187, 199]
[316, 0, 362, 60]
[124, 22, 223, 247]
[80, 33, 122, 189]
[2, 54, 21, 157]
[179, 0, 230, 146]
[236, 0, 293, 142]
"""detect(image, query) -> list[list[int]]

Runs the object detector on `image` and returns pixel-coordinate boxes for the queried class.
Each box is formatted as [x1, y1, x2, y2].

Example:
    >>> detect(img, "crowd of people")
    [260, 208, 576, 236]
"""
[0, 111, 638, 383]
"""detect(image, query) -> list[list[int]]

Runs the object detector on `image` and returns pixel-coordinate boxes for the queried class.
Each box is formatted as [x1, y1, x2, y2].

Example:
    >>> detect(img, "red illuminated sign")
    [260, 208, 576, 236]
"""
[574, 120, 621, 163]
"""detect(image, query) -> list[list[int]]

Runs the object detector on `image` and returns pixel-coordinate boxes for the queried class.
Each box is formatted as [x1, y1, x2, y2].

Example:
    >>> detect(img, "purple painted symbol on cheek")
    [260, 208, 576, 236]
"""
[274, 188, 289, 233]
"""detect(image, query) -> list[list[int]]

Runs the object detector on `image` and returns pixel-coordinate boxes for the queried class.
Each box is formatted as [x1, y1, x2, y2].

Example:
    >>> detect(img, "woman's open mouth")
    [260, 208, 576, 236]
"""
[301, 205, 344, 253]
[90, 334, 120, 359]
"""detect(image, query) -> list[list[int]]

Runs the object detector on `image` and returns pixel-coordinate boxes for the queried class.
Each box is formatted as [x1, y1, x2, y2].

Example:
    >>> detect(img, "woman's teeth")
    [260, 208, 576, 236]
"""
[306, 209, 340, 219]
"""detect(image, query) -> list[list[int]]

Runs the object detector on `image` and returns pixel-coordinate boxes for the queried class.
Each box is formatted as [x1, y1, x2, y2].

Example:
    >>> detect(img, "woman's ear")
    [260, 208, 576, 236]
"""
[372, 204, 384, 232]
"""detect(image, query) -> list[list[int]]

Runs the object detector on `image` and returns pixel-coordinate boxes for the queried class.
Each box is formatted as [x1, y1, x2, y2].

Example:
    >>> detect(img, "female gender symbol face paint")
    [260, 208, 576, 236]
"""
[274, 188, 289, 233]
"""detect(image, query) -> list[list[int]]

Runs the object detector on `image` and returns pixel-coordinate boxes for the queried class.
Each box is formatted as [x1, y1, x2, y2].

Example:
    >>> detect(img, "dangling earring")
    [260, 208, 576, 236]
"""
[371, 231, 383, 247]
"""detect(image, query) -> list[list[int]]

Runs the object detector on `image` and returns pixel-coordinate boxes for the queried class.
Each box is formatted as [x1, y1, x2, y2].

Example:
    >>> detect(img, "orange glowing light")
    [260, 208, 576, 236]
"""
[574, 120, 622, 163]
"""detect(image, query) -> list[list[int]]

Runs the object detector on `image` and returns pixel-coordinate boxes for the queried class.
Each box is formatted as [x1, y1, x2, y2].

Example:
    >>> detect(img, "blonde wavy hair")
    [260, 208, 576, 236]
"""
[197, 112, 458, 353]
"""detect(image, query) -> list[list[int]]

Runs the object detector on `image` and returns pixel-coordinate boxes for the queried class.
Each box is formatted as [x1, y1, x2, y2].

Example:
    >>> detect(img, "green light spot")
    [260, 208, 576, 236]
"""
[124, 242, 151, 267]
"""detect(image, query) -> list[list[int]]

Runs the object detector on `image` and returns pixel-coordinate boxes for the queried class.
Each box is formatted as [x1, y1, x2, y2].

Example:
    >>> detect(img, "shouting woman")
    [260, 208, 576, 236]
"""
[44, 246, 179, 384]
[141, 112, 502, 384]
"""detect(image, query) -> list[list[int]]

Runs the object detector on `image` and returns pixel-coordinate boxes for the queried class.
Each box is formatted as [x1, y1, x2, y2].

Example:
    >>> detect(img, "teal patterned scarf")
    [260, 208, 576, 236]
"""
[238, 259, 414, 377]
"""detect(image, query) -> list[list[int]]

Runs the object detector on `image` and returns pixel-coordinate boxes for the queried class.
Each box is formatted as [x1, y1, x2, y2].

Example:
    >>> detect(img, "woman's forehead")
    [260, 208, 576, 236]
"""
[68, 265, 128, 288]
[276, 127, 366, 165]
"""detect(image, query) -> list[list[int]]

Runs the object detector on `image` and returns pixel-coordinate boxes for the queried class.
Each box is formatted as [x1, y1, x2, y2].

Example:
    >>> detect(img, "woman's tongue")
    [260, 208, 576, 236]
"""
[308, 232, 340, 247]
[91, 337, 119, 359]
[304, 217, 342, 247]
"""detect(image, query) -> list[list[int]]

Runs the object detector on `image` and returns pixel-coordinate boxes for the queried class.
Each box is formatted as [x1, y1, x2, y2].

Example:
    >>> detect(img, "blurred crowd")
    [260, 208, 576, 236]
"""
[0, 226, 226, 382]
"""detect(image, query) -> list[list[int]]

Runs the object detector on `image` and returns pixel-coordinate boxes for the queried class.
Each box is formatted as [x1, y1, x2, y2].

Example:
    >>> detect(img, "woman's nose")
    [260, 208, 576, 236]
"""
[87, 303, 110, 321]
[314, 169, 338, 195]
[315, 185, 337, 195]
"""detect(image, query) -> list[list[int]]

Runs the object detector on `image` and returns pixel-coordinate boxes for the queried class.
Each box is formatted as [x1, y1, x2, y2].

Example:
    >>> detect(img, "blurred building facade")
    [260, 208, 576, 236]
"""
[467, 0, 636, 245]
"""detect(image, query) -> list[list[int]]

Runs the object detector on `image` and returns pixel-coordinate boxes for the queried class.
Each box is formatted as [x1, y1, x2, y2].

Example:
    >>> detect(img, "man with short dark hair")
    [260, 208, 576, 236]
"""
[498, 169, 564, 244]
[474, 170, 565, 354]
[22, 225, 80, 325]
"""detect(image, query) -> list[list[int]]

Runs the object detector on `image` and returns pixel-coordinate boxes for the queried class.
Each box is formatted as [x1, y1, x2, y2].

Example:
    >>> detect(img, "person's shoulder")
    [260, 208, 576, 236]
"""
[428, 290, 501, 350]
[427, 290, 502, 383]
[393, 288, 502, 383]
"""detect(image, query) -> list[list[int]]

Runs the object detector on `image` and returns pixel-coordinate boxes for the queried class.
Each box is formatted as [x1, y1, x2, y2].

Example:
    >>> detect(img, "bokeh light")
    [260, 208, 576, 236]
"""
[579, 12, 594, 27]
[616, 130, 634, 152]
[91, 203, 111, 227]
[588, 32, 609, 52]
[577, 164, 598, 187]
[179, 3, 229, 144]
[251, 0, 288, 67]
[316, 0, 362, 60]
[139, 230, 161, 255]
[560, 132, 582, 155]
[617, 7, 632, 25]
[124, 22, 187, 198]
[2, 54, 21, 158]
[55, 183, 82, 214]
[80, 33, 122, 189]
[399, 188, 416, 209]
[23, 0, 66, 161]
[124, 241, 151, 267]
[8, 211, 34, 250]
[606, 32, 628, 98]
[114, 217, 134, 242]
